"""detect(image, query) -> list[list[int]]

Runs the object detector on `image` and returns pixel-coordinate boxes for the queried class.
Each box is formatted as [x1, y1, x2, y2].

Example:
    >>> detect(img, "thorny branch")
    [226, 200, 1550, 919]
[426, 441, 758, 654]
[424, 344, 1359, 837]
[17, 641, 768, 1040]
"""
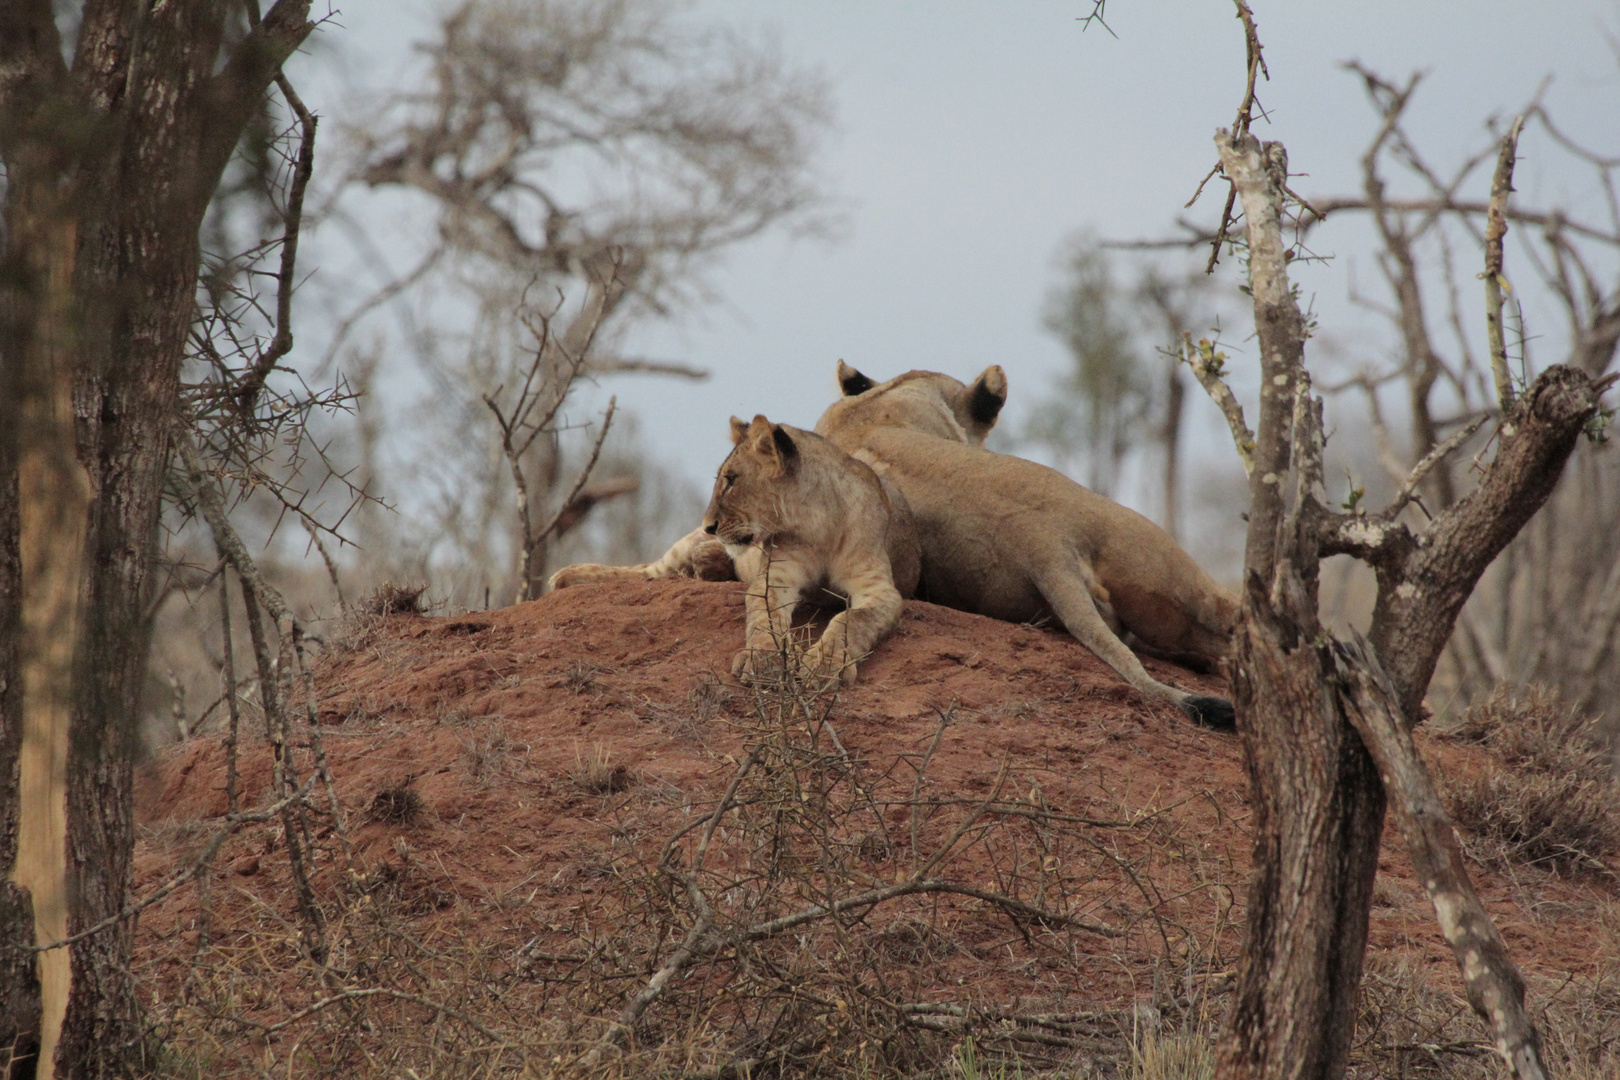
[175, 435, 356, 960]
[1188, 0, 1269, 273]
[234, 74, 318, 417]
[32, 782, 316, 953]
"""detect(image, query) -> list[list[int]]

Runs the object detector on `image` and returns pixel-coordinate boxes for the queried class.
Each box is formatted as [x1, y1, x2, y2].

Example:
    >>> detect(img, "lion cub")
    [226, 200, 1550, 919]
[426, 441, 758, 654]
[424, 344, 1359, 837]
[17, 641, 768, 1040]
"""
[817, 363, 1239, 729]
[550, 414, 920, 688]
[706, 414, 919, 686]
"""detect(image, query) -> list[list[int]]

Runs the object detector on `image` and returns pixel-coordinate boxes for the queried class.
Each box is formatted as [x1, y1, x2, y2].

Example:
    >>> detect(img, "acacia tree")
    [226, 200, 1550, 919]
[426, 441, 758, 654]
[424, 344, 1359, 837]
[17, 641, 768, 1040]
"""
[1188, 12, 1613, 1078]
[0, 3, 318, 1075]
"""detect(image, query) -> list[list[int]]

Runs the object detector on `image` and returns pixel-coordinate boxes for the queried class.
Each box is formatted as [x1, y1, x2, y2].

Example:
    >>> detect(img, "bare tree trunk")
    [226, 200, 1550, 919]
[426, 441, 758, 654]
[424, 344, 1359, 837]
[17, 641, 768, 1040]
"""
[4, 182, 94, 1080]
[1210, 133, 1387, 1080]
[1221, 611, 1386, 1080]
[0, 4, 317, 1074]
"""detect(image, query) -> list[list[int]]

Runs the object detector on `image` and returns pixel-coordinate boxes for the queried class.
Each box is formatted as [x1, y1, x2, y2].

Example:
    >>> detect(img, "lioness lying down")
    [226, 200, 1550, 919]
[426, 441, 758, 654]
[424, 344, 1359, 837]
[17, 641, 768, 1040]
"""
[818, 362, 1238, 728]
[553, 414, 920, 687]
[550, 366, 1237, 727]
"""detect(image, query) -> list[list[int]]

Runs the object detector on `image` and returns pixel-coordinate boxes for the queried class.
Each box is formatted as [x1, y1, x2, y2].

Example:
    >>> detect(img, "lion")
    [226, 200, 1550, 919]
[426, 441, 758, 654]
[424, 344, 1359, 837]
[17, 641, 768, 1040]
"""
[553, 414, 920, 687]
[816, 362, 1238, 729]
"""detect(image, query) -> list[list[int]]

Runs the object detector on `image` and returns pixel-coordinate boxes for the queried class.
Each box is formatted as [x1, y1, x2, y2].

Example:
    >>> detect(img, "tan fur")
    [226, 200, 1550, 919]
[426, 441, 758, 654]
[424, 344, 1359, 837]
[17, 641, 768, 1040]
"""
[547, 526, 736, 591]
[815, 362, 1239, 727]
[549, 414, 920, 687]
[705, 414, 919, 686]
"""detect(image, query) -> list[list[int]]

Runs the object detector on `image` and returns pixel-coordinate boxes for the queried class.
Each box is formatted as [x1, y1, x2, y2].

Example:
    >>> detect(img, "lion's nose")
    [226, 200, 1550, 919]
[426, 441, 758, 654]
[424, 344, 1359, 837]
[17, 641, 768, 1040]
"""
[704, 522, 718, 535]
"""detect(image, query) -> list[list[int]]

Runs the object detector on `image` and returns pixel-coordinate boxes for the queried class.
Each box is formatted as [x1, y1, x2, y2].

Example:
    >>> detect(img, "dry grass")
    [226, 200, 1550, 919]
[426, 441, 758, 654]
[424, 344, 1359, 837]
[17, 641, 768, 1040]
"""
[570, 743, 631, 794]
[1345, 944, 1620, 1079]
[1128, 1030, 1214, 1080]
[1437, 683, 1620, 875]
[456, 716, 523, 787]
[558, 660, 607, 695]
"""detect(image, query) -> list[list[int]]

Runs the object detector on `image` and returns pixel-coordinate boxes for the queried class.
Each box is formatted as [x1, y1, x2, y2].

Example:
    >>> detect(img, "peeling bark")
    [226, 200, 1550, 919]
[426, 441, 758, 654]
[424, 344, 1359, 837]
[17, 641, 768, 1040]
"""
[1213, 130, 1386, 1080]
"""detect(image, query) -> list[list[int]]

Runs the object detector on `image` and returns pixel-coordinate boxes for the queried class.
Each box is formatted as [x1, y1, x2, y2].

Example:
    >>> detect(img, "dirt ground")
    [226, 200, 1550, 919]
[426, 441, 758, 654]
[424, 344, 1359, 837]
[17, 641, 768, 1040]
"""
[130, 579, 1620, 1077]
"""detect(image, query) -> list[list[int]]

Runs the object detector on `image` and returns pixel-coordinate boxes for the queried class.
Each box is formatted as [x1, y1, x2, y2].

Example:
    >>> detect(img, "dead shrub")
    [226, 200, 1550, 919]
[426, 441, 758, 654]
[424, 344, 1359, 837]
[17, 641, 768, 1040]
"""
[1439, 683, 1620, 874]
[366, 778, 424, 825]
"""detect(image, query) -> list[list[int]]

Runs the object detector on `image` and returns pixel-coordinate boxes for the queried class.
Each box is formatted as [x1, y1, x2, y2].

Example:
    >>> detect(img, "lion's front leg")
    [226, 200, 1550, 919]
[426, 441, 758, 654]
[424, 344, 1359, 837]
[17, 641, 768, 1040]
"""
[732, 549, 813, 684]
[803, 568, 903, 687]
[548, 527, 734, 591]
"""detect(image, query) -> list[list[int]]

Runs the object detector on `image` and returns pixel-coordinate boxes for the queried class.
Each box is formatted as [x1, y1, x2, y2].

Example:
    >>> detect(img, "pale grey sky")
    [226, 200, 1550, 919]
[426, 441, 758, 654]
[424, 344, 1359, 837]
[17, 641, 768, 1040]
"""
[292, 1, 1620, 529]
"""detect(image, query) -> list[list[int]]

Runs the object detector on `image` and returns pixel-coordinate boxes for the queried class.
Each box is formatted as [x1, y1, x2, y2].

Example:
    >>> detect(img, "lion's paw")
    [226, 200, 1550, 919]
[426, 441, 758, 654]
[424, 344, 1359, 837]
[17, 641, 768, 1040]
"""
[547, 564, 607, 591]
[802, 643, 858, 687]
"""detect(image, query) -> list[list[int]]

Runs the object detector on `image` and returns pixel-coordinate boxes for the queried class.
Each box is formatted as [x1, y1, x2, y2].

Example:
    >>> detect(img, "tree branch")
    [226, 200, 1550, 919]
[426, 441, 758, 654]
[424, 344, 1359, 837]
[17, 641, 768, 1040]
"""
[235, 74, 318, 417]
[1485, 116, 1527, 411]
[1215, 130, 1310, 608]
[1181, 334, 1255, 475]
[1330, 637, 1548, 1080]
[1369, 365, 1606, 718]
[199, 0, 317, 203]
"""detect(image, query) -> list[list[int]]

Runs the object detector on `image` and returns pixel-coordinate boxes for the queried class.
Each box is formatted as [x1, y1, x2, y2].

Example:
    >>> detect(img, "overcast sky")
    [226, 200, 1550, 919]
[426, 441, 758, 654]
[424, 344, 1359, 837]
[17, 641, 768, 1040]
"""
[294, 1, 1620, 526]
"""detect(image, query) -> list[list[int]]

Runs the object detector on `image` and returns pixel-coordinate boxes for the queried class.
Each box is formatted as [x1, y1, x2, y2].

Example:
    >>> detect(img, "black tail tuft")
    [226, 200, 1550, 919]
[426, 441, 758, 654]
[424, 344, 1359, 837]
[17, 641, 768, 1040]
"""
[1181, 695, 1236, 731]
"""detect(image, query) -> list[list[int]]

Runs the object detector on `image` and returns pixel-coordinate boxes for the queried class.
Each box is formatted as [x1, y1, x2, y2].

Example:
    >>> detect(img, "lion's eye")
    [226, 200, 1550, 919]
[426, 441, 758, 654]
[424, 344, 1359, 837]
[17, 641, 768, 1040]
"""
[722, 473, 737, 490]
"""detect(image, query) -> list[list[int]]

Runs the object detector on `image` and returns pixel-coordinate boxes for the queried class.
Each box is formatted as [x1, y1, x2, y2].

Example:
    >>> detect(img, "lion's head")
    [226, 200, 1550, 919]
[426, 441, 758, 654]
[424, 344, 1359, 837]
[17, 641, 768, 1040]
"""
[703, 414, 800, 548]
[818, 361, 1008, 445]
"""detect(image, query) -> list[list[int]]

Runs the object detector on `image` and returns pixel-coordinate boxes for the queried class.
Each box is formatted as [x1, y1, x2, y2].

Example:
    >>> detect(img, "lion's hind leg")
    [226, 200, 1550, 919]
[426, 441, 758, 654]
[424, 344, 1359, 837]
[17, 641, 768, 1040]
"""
[547, 527, 735, 592]
[1032, 559, 1235, 730]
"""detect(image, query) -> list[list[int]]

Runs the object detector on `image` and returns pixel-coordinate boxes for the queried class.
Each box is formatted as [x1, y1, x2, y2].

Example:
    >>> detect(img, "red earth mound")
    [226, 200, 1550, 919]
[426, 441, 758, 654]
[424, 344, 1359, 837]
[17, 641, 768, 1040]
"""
[130, 579, 1619, 1074]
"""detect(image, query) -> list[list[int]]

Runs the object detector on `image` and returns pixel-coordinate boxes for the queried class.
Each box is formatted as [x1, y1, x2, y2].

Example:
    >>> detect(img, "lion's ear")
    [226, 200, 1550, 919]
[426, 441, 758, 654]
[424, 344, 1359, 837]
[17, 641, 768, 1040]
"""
[746, 414, 797, 472]
[965, 365, 1008, 431]
[729, 416, 750, 445]
[770, 424, 799, 468]
[837, 360, 876, 397]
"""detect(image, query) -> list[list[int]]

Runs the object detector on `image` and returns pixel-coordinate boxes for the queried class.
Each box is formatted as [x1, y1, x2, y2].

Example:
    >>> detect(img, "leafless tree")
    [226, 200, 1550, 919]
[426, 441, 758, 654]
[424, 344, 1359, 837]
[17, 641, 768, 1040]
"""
[1178, 10, 1613, 1079]
[320, 0, 834, 602]
[1305, 68, 1620, 724]
[1126, 62, 1620, 726]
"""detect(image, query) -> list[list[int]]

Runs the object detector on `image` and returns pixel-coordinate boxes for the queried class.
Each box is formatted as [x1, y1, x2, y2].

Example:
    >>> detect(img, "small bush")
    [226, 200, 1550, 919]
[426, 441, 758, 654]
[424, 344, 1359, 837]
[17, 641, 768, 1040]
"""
[367, 779, 424, 825]
[356, 581, 429, 617]
[1440, 684, 1620, 874]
